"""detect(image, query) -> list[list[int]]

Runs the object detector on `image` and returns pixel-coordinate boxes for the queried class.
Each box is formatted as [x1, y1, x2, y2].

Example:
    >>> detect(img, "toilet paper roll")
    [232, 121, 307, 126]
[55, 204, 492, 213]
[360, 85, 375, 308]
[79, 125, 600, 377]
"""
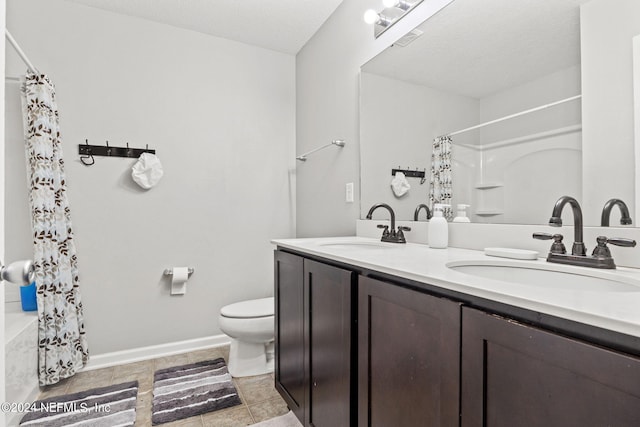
[171, 267, 190, 295]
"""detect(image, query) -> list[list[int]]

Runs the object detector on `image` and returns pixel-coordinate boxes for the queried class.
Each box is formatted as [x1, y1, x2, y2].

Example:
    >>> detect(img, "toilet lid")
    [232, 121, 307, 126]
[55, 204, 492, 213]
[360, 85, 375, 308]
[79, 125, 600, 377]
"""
[220, 297, 274, 318]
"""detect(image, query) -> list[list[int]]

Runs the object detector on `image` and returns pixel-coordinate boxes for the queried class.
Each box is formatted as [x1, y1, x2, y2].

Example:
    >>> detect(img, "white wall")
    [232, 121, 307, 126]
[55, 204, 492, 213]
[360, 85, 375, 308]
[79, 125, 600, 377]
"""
[359, 65, 581, 225]
[581, 0, 640, 225]
[1, 0, 7, 421]
[5, 0, 295, 355]
[478, 65, 582, 143]
[475, 65, 582, 224]
[635, 35, 640, 221]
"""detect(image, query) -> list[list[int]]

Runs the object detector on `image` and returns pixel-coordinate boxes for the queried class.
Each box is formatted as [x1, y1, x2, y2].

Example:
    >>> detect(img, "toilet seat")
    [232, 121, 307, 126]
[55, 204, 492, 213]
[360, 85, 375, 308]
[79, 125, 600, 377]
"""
[218, 297, 275, 377]
[220, 297, 274, 319]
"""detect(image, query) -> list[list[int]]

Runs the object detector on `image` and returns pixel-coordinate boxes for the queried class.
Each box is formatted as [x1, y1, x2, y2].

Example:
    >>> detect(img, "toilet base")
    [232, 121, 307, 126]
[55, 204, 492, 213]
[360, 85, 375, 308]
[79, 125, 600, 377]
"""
[228, 338, 274, 377]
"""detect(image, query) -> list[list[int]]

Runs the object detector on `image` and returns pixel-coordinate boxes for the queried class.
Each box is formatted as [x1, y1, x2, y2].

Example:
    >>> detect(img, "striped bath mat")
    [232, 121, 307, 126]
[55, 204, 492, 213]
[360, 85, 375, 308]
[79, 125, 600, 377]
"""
[20, 381, 138, 426]
[152, 358, 242, 425]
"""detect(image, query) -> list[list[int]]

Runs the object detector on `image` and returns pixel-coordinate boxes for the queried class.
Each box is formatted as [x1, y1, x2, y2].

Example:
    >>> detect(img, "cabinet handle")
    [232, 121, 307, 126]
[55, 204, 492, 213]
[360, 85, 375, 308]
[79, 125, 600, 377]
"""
[313, 381, 317, 387]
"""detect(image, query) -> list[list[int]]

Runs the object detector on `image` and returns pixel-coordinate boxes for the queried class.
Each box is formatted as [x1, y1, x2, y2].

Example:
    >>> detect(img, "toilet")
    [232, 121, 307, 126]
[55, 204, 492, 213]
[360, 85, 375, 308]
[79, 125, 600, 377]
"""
[218, 297, 275, 377]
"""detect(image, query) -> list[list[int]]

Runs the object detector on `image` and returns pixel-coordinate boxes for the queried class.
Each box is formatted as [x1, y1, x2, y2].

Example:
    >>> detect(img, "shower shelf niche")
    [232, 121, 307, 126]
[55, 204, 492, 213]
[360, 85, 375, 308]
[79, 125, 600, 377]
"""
[474, 182, 503, 189]
[475, 210, 504, 216]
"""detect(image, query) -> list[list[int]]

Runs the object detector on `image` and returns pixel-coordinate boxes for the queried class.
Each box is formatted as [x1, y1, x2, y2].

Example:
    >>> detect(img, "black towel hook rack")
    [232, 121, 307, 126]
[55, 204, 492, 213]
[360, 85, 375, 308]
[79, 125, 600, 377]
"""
[79, 139, 95, 166]
[391, 166, 428, 185]
[78, 139, 156, 166]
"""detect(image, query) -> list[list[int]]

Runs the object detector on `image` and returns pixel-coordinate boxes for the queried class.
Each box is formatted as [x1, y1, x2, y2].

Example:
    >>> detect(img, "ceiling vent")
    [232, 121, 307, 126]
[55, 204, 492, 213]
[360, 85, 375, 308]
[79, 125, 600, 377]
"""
[394, 29, 423, 47]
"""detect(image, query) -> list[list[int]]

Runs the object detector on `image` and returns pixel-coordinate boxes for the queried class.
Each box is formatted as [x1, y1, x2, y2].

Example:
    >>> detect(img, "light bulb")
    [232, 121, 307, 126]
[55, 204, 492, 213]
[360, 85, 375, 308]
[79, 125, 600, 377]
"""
[363, 9, 379, 25]
[383, 0, 398, 8]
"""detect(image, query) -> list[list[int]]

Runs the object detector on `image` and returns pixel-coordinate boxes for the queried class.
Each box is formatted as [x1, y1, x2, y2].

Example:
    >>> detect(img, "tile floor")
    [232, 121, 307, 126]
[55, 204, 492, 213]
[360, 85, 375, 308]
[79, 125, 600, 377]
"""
[37, 345, 289, 427]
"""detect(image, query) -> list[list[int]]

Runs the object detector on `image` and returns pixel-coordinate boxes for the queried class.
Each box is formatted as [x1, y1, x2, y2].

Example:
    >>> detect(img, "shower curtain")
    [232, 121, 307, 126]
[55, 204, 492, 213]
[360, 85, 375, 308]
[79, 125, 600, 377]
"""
[429, 135, 453, 220]
[21, 72, 89, 386]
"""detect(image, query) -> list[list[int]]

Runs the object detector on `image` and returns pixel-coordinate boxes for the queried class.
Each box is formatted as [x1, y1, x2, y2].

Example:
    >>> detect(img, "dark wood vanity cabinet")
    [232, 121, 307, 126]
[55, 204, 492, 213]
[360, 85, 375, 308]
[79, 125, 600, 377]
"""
[274, 250, 305, 421]
[304, 259, 355, 427]
[461, 307, 640, 427]
[274, 251, 355, 427]
[276, 249, 640, 427]
[358, 276, 462, 427]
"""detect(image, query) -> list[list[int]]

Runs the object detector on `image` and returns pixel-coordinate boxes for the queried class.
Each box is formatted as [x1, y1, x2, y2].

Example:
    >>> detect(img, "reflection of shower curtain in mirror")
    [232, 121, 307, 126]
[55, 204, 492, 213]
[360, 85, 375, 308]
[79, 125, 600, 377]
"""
[429, 136, 453, 220]
[21, 72, 89, 386]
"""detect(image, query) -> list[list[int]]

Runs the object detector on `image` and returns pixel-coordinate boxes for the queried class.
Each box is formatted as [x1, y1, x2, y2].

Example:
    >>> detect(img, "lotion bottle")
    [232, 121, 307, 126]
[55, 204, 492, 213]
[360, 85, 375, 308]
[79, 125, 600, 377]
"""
[453, 204, 471, 223]
[428, 203, 450, 248]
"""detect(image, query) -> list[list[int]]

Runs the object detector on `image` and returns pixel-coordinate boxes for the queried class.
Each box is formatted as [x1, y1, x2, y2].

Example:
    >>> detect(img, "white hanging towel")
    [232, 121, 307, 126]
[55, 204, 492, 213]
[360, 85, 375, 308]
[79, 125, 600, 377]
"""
[132, 152, 163, 189]
[391, 171, 411, 197]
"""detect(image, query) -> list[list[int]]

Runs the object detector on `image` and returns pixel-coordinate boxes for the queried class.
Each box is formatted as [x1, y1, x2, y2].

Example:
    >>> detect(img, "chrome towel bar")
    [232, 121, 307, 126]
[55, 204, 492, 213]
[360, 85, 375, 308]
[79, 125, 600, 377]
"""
[296, 139, 345, 161]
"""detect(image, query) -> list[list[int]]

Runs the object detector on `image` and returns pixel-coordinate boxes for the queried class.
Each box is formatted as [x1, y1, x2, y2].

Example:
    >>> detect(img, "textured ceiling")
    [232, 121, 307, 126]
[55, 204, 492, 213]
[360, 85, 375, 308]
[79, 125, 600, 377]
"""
[363, 0, 590, 99]
[64, 0, 345, 55]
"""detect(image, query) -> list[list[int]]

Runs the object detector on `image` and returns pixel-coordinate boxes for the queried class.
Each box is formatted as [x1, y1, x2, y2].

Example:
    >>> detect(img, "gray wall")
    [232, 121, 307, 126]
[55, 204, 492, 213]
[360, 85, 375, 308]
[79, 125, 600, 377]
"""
[360, 72, 479, 220]
[295, 0, 454, 237]
[581, 0, 640, 225]
[5, 0, 295, 355]
[299, 0, 640, 233]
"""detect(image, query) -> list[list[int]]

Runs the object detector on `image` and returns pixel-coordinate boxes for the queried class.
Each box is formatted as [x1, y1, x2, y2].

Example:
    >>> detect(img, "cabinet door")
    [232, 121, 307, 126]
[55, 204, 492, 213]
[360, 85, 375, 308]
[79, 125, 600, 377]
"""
[358, 276, 461, 427]
[304, 259, 355, 427]
[461, 307, 640, 427]
[274, 251, 305, 422]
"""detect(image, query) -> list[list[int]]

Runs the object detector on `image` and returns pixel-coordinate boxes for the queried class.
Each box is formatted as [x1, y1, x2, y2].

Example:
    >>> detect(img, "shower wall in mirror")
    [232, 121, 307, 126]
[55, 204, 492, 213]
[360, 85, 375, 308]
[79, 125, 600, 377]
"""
[360, 0, 587, 223]
[635, 34, 640, 222]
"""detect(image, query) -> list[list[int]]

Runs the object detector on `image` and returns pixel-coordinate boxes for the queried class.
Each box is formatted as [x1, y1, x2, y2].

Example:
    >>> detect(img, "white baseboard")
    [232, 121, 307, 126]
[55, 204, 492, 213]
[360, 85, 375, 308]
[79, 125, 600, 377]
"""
[83, 334, 231, 371]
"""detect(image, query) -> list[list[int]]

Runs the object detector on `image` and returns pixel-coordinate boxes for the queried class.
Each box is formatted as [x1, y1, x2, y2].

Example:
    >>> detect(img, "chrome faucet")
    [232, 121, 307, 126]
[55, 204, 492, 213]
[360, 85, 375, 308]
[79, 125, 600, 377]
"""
[534, 195, 636, 269]
[548, 196, 586, 256]
[414, 204, 432, 221]
[366, 203, 410, 243]
[601, 198, 632, 226]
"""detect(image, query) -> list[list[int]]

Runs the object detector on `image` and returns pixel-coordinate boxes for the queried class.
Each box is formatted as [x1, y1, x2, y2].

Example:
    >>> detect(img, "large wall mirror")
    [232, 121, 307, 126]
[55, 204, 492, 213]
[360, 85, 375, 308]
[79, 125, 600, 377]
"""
[360, 0, 610, 225]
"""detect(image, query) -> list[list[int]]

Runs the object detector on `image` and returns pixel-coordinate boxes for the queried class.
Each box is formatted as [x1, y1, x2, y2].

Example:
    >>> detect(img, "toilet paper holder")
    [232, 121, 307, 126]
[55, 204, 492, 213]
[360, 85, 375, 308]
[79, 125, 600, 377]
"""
[163, 267, 194, 276]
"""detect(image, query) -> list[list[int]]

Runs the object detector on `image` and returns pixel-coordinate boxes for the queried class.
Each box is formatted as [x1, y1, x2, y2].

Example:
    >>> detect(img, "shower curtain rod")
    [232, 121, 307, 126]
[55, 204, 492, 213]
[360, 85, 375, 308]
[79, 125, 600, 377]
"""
[442, 95, 582, 138]
[5, 29, 39, 74]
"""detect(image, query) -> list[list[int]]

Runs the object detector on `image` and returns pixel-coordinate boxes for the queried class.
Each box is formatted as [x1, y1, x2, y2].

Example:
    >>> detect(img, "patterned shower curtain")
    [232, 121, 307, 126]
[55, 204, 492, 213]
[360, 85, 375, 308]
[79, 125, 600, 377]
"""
[429, 135, 453, 220]
[21, 72, 89, 386]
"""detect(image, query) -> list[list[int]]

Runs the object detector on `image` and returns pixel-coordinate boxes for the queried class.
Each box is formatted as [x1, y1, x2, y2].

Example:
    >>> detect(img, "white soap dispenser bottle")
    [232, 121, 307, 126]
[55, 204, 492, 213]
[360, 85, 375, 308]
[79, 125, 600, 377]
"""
[428, 203, 450, 248]
[453, 204, 471, 223]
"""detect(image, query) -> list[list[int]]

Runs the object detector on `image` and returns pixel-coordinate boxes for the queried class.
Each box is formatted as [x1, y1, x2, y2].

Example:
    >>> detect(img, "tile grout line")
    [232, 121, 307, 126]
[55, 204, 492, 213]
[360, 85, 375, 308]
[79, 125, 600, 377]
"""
[246, 402, 259, 423]
[233, 378, 256, 423]
[35, 347, 286, 425]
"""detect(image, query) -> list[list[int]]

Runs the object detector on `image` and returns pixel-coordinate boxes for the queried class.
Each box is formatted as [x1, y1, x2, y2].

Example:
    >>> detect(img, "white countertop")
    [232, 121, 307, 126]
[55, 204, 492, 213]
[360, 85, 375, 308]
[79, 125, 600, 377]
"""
[272, 236, 640, 340]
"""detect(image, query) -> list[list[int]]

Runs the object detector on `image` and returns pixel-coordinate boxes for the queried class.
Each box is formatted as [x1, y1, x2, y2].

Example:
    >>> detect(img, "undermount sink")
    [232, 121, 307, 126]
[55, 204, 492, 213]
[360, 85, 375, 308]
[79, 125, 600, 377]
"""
[447, 260, 640, 292]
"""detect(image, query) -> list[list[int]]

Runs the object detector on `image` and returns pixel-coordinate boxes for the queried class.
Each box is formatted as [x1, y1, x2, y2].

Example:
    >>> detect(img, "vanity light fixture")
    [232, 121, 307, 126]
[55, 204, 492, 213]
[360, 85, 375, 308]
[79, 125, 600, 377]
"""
[383, 0, 411, 11]
[364, 0, 424, 38]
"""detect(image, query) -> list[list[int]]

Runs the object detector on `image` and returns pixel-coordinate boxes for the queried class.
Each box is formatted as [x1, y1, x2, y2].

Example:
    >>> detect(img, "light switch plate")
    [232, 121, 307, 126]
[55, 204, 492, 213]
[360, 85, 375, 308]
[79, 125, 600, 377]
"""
[346, 182, 354, 203]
